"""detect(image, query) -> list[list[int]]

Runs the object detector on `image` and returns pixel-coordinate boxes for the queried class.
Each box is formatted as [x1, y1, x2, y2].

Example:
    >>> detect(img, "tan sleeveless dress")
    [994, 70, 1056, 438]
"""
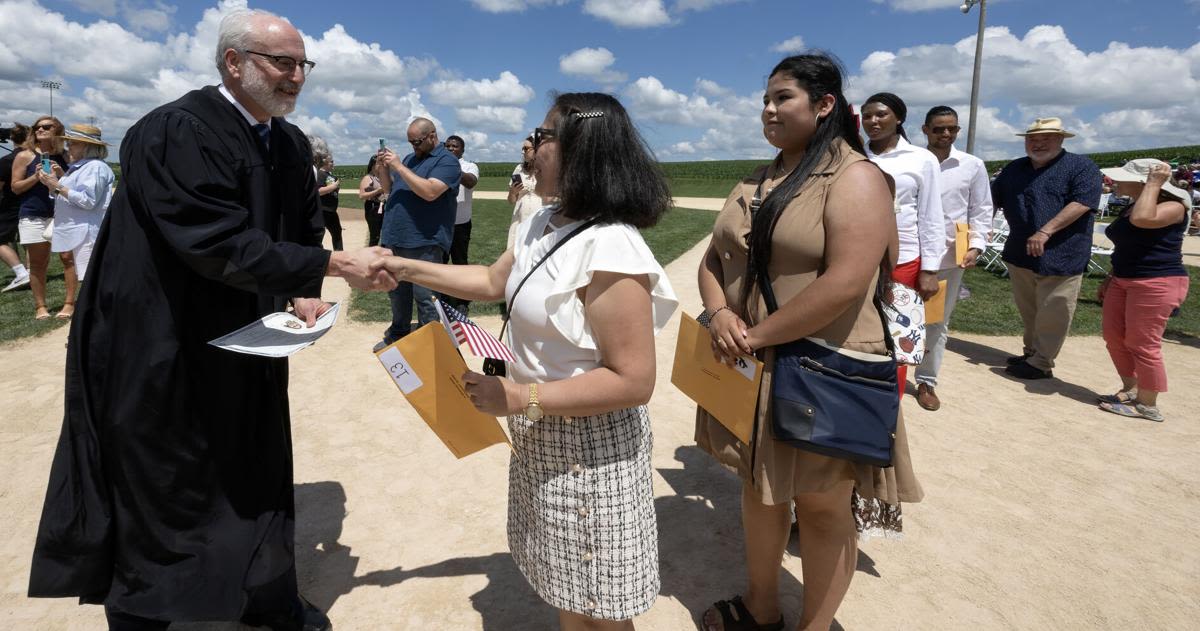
[694, 139, 924, 519]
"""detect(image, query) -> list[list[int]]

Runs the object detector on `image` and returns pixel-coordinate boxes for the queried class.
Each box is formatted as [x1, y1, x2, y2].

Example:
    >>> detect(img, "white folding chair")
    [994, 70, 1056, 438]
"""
[980, 214, 1009, 275]
[1096, 193, 1111, 219]
[1089, 245, 1114, 275]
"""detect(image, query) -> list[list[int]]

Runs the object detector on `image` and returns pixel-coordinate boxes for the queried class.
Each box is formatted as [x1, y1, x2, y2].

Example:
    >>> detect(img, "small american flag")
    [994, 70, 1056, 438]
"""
[435, 299, 516, 363]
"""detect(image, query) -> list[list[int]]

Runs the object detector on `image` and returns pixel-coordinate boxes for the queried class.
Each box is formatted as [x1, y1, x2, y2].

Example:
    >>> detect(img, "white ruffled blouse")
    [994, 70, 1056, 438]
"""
[505, 206, 678, 384]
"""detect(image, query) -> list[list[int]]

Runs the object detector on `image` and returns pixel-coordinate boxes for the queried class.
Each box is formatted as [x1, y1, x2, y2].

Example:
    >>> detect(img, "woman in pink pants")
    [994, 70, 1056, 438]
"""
[1098, 159, 1192, 422]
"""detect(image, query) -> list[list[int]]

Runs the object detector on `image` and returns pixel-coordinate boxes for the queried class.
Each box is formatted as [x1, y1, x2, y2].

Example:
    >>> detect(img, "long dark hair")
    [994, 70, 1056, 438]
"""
[548, 92, 671, 228]
[741, 53, 866, 315]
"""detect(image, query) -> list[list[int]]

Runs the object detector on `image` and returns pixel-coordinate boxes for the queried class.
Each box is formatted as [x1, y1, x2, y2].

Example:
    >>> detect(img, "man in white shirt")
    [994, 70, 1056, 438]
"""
[443, 134, 479, 312]
[913, 106, 994, 410]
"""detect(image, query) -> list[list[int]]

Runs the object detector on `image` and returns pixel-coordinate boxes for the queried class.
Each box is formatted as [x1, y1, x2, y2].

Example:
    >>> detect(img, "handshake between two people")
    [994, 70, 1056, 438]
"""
[326, 246, 416, 291]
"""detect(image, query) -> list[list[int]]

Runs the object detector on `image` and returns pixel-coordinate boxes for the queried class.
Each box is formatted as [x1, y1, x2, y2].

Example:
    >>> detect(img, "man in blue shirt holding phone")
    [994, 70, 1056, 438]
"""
[373, 117, 462, 350]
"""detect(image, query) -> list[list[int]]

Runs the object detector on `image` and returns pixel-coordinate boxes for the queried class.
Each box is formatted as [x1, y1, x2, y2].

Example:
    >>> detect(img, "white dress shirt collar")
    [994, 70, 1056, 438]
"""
[865, 135, 916, 159]
[218, 83, 272, 129]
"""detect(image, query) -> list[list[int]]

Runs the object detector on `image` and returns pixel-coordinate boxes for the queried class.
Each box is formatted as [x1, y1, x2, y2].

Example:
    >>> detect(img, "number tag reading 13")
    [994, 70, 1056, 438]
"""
[377, 345, 424, 394]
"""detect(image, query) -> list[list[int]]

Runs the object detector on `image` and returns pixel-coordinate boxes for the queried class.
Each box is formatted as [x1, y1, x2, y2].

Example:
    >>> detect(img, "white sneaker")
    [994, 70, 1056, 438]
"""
[2, 274, 30, 293]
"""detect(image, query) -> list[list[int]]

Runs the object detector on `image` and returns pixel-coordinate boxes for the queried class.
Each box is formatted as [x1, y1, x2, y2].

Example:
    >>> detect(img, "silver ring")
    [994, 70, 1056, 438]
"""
[718, 339, 727, 346]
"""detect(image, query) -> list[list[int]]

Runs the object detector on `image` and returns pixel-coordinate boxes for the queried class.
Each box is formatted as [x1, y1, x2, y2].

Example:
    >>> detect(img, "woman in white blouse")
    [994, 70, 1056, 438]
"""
[373, 93, 677, 630]
[35, 124, 114, 289]
[861, 92, 945, 389]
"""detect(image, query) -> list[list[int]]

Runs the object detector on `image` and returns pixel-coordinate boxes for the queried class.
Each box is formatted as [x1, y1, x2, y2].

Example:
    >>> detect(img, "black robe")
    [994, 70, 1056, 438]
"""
[28, 85, 330, 621]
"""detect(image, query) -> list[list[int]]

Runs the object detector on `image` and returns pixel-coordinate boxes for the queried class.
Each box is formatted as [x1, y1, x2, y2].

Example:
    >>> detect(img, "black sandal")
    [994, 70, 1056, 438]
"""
[701, 595, 784, 631]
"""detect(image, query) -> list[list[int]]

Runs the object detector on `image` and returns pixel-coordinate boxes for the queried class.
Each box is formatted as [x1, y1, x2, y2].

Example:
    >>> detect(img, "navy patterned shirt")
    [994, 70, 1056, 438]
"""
[992, 150, 1102, 276]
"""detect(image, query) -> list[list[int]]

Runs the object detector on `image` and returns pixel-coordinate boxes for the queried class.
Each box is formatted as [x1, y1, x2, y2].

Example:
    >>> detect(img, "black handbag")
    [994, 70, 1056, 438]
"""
[483, 217, 599, 377]
[758, 270, 900, 467]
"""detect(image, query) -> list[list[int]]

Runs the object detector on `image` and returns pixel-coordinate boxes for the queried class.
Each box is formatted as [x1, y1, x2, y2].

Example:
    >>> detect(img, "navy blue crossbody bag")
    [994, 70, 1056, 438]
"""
[758, 269, 899, 467]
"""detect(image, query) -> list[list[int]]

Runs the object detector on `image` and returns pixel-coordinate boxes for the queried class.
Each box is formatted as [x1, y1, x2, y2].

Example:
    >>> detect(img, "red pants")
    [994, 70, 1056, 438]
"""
[1102, 275, 1188, 393]
[892, 259, 921, 398]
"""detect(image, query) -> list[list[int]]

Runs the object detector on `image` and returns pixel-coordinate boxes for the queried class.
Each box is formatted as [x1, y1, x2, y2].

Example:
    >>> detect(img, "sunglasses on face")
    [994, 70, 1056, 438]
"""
[408, 132, 432, 146]
[930, 126, 961, 134]
[36, 123, 56, 131]
[532, 127, 556, 149]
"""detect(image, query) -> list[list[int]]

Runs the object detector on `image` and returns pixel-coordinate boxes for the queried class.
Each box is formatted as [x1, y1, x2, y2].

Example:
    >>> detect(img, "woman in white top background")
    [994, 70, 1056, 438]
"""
[35, 123, 114, 287]
[861, 92, 946, 390]
[373, 92, 677, 630]
[506, 134, 543, 249]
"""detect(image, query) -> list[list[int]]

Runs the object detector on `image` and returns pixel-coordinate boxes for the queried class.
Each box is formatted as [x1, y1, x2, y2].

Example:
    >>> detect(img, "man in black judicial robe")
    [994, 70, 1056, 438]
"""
[27, 9, 393, 630]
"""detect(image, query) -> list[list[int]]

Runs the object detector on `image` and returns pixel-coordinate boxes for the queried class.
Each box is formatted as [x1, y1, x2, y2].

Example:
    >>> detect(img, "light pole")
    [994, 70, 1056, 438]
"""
[961, 0, 986, 155]
[41, 80, 62, 117]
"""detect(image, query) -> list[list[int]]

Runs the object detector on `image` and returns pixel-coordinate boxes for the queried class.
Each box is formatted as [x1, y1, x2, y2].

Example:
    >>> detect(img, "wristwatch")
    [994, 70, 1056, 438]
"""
[524, 383, 544, 421]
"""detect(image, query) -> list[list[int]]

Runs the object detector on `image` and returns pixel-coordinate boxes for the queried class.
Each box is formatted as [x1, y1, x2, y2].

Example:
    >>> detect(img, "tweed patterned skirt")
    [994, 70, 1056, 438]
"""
[507, 406, 659, 621]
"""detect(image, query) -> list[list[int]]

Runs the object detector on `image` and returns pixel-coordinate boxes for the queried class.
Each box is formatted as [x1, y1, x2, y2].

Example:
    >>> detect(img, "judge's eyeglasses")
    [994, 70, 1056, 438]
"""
[242, 50, 317, 76]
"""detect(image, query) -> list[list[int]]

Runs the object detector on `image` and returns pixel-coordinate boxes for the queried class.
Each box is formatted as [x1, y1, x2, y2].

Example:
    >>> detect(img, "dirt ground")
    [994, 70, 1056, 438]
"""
[2, 209, 1197, 630]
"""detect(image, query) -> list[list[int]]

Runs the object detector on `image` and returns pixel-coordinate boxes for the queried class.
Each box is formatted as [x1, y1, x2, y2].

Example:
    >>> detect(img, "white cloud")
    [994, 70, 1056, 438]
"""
[454, 105, 528, 134]
[67, 0, 117, 16]
[624, 76, 756, 128]
[0, 0, 165, 81]
[123, 2, 176, 34]
[559, 47, 626, 84]
[426, 71, 534, 107]
[583, 0, 670, 28]
[770, 36, 806, 54]
[847, 25, 1200, 158]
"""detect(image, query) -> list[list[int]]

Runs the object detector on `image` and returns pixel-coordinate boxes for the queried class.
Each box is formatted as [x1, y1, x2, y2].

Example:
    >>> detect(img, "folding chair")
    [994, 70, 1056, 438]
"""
[1096, 193, 1111, 219]
[1089, 245, 1114, 275]
[980, 214, 1009, 275]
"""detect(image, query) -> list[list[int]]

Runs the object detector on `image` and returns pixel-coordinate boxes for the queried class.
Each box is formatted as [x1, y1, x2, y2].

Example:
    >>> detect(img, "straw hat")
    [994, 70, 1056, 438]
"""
[1101, 158, 1192, 210]
[1015, 117, 1075, 138]
[58, 123, 108, 146]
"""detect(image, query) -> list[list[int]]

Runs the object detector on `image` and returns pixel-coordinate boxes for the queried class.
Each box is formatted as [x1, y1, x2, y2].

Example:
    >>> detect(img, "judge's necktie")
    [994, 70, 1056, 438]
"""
[253, 123, 270, 152]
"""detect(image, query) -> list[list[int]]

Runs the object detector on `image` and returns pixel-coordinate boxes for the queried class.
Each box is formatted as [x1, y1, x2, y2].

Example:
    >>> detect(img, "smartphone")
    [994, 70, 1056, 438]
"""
[378, 138, 386, 149]
[42, 156, 52, 174]
[510, 173, 522, 186]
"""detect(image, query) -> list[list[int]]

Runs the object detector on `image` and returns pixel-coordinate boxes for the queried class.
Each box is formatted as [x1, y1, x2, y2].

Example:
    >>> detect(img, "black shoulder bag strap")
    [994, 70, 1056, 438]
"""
[483, 217, 600, 376]
[751, 168, 896, 357]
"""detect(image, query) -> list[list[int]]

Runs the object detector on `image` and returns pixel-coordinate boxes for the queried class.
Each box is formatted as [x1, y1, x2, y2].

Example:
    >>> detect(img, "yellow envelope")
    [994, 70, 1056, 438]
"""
[670, 313, 764, 444]
[375, 322, 510, 459]
[924, 279, 949, 324]
[955, 222, 970, 266]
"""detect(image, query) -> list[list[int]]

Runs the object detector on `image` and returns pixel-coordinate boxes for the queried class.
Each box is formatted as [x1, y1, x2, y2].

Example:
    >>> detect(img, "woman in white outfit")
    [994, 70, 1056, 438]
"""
[373, 92, 677, 630]
[36, 123, 114, 285]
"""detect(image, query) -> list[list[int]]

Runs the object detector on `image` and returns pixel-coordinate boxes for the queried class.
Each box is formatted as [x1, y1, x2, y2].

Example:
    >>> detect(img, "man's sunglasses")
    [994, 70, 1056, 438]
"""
[929, 125, 961, 134]
[532, 127, 556, 149]
[408, 131, 433, 146]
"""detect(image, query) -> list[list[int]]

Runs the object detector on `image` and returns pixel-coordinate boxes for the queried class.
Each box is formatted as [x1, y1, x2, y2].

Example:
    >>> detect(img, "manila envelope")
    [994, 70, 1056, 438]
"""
[955, 222, 970, 266]
[924, 279, 949, 324]
[375, 322, 510, 459]
[670, 313, 763, 444]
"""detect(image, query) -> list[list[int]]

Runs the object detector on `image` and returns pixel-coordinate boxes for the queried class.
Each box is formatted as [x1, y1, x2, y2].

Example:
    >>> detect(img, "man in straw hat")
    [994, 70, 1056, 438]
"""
[27, 8, 395, 630]
[991, 117, 1102, 380]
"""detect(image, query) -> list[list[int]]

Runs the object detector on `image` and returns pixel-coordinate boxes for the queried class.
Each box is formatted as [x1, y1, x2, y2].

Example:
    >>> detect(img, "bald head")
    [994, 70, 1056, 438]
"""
[408, 117, 436, 136]
[406, 117, 439, 156]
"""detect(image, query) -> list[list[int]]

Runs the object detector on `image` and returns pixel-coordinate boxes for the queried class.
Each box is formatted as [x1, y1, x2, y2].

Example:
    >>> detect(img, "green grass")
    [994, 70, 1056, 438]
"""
[348, 200, 718, 323]
[470, 176, 740, 198]
[951, 262, 1200, 339]
[0, 252, 72, 345]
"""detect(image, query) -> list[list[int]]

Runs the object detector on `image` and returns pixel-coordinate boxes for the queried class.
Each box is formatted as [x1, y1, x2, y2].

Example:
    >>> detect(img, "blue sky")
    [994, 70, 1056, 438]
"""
[2, 0, 1199, 164]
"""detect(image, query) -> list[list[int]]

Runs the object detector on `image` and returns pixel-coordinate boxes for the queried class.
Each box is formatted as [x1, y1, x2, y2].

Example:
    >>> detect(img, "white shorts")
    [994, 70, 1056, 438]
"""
[18, 216, 52, 245]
